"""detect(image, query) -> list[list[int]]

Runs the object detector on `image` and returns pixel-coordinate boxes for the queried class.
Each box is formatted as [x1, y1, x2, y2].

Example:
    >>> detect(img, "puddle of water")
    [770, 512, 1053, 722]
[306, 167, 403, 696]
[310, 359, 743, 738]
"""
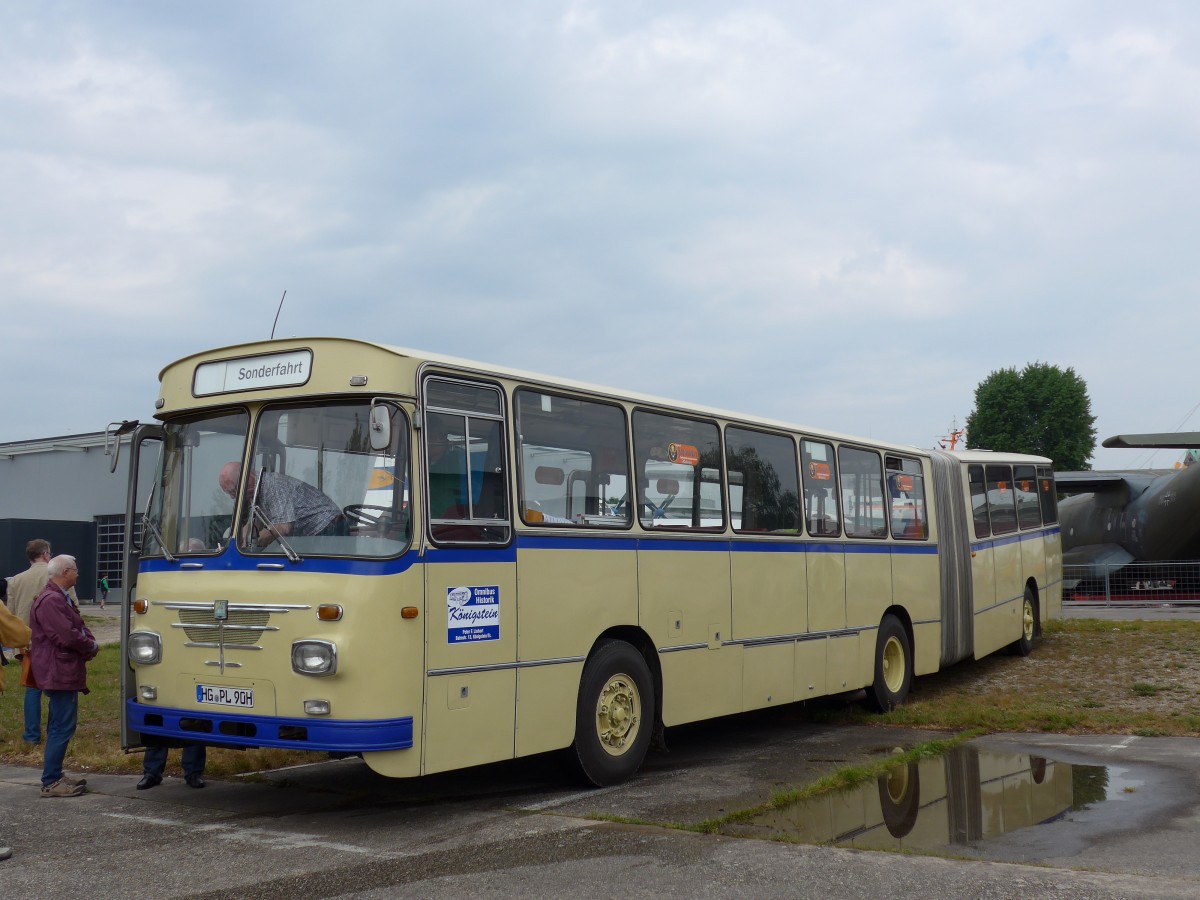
[725, 745, 1134, 852]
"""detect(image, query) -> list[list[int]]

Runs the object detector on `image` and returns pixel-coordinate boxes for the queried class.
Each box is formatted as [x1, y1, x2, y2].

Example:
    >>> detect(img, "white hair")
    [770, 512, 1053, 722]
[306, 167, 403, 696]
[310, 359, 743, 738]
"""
[47, 554, 76, 577]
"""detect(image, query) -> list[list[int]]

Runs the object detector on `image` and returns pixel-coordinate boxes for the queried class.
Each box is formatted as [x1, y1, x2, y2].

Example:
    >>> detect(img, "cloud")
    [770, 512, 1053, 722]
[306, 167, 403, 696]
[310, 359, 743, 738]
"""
[0, 2, 1198, 469]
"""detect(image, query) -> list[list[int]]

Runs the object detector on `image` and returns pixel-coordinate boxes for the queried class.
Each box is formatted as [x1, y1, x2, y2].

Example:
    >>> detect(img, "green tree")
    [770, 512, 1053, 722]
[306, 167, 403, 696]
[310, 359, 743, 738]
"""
[965, 362, 1097, 470]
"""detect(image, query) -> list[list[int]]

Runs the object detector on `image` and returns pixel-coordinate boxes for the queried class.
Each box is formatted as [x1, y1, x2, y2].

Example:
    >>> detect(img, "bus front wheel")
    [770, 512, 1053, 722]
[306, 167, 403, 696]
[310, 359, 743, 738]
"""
[868, 614, 912, 712]
[571, 640, 655, 787]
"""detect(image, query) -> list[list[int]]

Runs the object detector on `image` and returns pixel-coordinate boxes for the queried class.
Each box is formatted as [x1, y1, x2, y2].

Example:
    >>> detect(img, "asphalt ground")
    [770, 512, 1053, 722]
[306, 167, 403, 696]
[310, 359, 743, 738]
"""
[0, 601, 1193, 897]
[3, 719, 1200, 897]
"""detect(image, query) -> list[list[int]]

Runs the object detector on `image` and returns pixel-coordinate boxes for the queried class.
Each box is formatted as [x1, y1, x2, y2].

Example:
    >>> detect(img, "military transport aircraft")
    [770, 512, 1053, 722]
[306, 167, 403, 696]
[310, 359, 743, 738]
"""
[1057, 433, 1200, 596]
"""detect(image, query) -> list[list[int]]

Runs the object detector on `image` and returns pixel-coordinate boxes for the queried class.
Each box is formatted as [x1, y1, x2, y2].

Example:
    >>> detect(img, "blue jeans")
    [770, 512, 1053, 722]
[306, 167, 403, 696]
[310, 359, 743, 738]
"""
[23, 687, 43, 743]
[143, 743, 206, 778]
[41, 690, 78, 787]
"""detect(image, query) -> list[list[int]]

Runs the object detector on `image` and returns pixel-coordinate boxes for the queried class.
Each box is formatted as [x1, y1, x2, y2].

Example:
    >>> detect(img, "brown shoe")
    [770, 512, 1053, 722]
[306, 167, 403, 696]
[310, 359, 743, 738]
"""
[40, 780, 85, 798]
[61, 774, 87, 788]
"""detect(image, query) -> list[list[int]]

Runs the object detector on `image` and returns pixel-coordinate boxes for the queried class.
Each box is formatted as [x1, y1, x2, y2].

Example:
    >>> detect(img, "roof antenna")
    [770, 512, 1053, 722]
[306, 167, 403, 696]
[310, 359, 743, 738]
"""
[270, 290, 287, 339]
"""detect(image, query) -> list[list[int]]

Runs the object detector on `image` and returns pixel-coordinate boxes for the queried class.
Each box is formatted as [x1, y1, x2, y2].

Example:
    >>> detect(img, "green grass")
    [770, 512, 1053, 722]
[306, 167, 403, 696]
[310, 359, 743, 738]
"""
[811, 619, 1200, 736]
[0, 645, 312, 777]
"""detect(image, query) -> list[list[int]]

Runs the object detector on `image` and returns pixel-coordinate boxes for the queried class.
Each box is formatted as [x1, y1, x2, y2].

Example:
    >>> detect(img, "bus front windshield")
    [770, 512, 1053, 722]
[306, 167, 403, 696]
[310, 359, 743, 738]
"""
[236, 401, 410, 557]
[145, 410, 249, 556]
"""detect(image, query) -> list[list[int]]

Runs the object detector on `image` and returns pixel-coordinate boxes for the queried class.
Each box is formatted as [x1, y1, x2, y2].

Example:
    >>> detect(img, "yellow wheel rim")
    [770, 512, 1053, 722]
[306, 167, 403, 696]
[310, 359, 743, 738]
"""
[884, 764, 909, 804]
[596, 673, 641, 757]
[882, 635, 905, 694]
[1022, 598, 1035, 642]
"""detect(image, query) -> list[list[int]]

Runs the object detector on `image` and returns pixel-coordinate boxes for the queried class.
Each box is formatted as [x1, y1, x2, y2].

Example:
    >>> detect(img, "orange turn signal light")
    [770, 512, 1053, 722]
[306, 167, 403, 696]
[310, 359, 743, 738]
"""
[133, 598, 148, 614]
[317, 604, 343, 621]
[401, 606, 419, 619]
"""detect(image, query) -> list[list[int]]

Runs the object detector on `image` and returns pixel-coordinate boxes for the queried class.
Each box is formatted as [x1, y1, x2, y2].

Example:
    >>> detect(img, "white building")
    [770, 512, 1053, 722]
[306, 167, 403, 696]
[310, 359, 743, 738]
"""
[1, 430, 132, 604]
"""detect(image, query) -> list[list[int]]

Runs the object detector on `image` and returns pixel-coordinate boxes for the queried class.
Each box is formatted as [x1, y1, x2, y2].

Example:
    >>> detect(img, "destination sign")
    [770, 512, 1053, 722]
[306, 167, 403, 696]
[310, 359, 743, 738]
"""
[193, 349, 312, 396]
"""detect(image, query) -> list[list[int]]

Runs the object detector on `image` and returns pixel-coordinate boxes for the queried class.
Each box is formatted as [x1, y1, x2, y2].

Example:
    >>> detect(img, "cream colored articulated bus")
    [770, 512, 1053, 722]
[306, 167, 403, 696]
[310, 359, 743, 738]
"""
[114, 338, 1063, 787]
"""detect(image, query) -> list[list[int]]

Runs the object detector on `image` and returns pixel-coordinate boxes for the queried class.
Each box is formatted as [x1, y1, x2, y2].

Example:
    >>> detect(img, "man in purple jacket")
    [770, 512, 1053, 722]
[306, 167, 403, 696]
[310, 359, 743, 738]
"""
[29, 555, 97, 798]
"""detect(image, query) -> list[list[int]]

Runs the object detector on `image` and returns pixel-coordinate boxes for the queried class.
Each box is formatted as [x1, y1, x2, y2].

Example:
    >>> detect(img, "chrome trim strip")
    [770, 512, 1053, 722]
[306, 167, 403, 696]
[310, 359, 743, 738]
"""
[180, 563, 204, 570]
[658, 642, 708, 654]
[183, 642, 262, 650]
[427, 655, 586, 677]
[203, 661, 243, 668]
[170, 623, 280, 633]
[154, 601, 310, 612]
[257, 563, 286, 570]
[730, 627, 867, 649]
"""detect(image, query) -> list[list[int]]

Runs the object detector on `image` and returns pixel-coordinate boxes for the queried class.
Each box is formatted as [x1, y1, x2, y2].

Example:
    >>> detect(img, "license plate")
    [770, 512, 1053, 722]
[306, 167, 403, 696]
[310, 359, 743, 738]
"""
[196, 684, 254, 709]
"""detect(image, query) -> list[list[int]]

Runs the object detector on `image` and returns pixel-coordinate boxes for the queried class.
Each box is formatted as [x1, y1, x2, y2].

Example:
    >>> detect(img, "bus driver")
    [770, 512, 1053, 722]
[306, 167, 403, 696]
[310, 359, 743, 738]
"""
[218, 462, 347, 547]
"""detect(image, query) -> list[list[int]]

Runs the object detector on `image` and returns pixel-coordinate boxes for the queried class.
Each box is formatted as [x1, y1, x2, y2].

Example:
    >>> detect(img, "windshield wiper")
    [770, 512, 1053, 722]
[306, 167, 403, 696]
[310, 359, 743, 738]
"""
[142, 487, 177, 562]
[249, 467, 301, 563]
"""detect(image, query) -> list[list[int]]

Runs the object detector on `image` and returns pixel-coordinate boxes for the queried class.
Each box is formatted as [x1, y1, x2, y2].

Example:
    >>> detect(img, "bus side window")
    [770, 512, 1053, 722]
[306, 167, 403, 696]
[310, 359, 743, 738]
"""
[886, 455, 928, 540]
[632, 410, 723, 531]
[839, 445, 887, 538]
[969, 465, 990, 539]
[424, 378, 511, 545]
[514, 389, 630, 528]
[726, 426, 800, 534]
[1037, 466, 1058, 524]
[986, 464, 1017, 535]
[801, 439, 840, 537]
[1014, 464, 1041, 530]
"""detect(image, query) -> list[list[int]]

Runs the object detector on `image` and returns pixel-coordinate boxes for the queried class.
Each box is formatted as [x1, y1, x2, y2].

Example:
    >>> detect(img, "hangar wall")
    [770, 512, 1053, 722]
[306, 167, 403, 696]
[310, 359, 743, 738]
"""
[0, 431, 130, 603]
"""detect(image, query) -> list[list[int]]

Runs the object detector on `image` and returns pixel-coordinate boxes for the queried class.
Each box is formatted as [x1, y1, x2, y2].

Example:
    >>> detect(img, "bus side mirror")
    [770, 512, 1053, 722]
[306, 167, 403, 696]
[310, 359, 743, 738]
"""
[369, 404, 391, 451]
[105, 420, 140, 474]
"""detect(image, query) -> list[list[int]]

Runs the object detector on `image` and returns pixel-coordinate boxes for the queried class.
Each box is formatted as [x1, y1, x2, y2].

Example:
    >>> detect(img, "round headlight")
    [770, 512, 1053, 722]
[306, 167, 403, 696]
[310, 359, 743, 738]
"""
[128, 631, 162, 665]
[291, 640, 337, 676]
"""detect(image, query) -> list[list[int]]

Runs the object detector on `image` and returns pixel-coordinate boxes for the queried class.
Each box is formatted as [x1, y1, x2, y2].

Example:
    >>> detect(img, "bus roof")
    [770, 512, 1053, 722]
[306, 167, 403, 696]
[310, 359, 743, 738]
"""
[157, 337, 1049, 466]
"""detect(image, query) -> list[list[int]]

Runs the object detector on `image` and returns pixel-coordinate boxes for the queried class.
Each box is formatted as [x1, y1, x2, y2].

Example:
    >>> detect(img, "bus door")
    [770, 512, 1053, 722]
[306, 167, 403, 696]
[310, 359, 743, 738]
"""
[726, 426, 805, 712]
[420, 377, 517, 775]
[968, 465, 997, 627]
[802, 440, 846, 698]
[114, 422, 163, 750]
[972, 464, 1026, 657]
[633, 411, 737, 726]
[1014, 465, 1047, 599]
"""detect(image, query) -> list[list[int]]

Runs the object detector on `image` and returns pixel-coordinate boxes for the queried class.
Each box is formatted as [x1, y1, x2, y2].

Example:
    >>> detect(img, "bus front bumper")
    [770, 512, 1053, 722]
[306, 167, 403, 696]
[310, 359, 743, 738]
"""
[127, 700, 414, 752]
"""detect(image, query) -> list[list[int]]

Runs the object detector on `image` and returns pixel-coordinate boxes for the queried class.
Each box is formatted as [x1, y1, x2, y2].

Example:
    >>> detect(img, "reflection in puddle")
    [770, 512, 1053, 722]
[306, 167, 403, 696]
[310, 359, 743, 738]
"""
[725, 746, 1130, 852]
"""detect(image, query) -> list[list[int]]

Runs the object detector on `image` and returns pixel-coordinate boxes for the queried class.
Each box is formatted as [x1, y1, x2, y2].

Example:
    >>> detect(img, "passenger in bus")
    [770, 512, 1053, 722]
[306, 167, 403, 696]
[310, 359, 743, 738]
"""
[218, 462, 347, 547]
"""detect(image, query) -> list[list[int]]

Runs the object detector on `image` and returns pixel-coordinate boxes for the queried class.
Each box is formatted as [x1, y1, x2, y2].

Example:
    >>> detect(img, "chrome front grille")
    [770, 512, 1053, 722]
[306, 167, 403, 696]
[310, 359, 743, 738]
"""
[157, 601, 311, 651]
[154, 600, 311, 674]
[177, 608, 271, 644]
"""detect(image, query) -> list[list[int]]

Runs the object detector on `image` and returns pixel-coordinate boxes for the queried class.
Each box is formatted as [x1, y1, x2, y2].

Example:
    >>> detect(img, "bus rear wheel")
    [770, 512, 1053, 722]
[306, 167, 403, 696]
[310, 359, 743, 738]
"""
[1010, 588, 1038, 656]
[571, 640, 655, 787]
[868, 614, 912, 712]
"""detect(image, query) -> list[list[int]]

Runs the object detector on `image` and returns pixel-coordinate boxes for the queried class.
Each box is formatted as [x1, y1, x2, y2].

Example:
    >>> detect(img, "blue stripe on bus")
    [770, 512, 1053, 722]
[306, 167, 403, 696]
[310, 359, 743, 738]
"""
[141, 523, 1055, 576]
[127, 700, 413, 752]
[518, 535, 639, 552]
[140, 554, 422, 576]
[971, 526, 1060, 553]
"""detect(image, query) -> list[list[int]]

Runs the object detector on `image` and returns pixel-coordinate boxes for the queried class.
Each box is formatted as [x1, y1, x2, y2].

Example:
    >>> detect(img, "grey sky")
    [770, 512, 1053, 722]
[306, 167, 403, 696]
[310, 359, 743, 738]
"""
[3, 2, 1197, 469]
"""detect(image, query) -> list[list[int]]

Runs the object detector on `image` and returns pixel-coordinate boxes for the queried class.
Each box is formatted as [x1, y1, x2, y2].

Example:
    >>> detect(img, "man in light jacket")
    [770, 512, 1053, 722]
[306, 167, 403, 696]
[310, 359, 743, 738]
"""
[29, 555, 96, 798]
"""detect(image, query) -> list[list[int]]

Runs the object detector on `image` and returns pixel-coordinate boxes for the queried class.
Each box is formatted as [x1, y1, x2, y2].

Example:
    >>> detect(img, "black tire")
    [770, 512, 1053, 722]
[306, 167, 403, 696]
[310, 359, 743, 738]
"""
[868, 614, 912, 712]
[571, 640, 655, 787]
[878, 761, 921, 838]
[1029, 755, 1047, 785]
[1010, 588, 1038, 657]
